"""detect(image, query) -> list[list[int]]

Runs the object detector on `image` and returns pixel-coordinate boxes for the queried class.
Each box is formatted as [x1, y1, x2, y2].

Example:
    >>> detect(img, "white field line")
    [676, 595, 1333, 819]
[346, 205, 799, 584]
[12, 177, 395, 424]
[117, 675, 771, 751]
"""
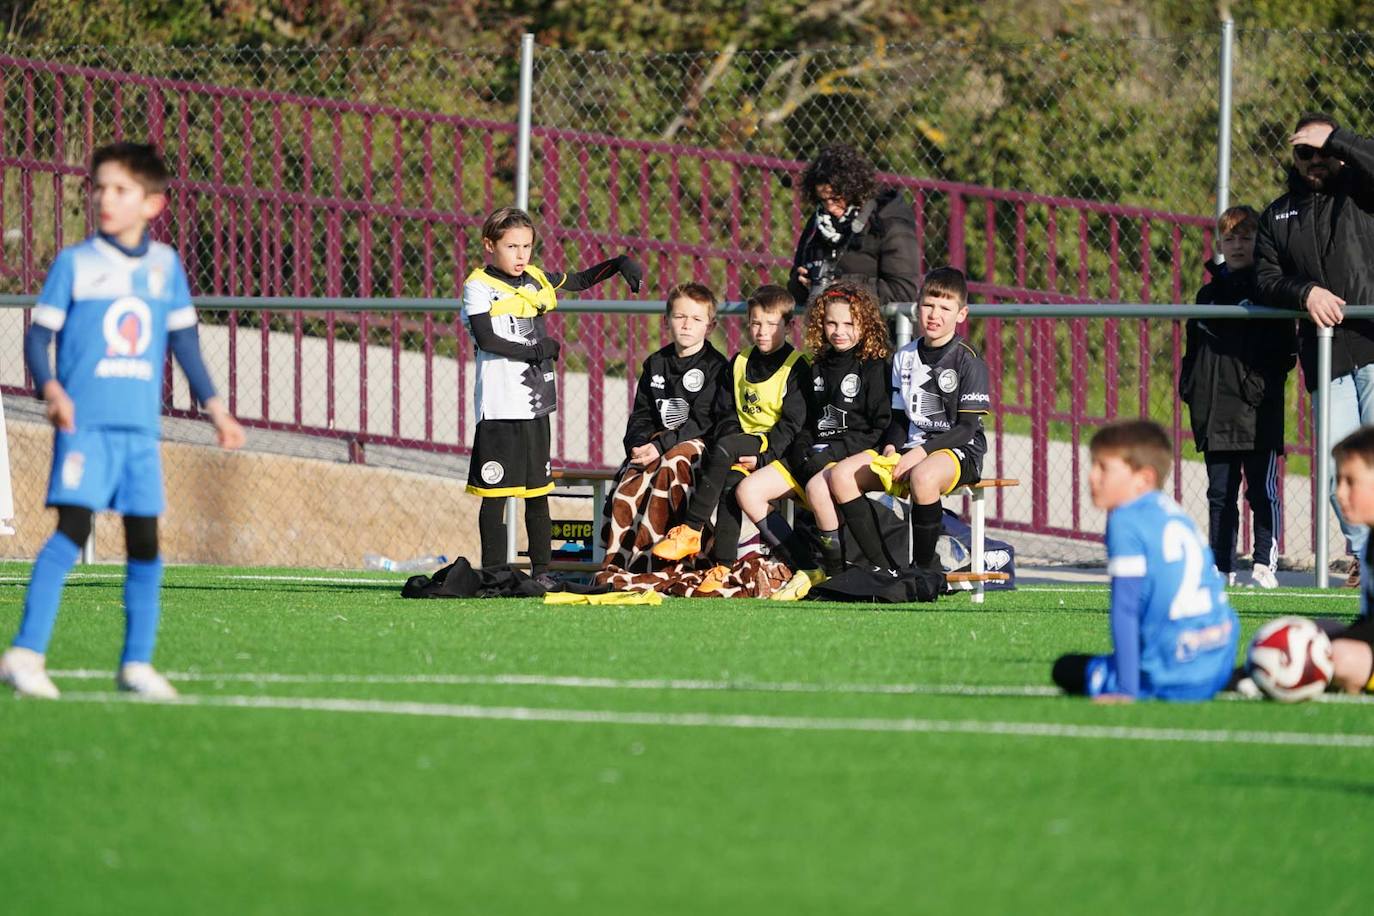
[1021, 585, 1356, 599]
[53, 690, 1374, 749]
[45, 668, 1374, 704]
[49, 669, 1060, 698]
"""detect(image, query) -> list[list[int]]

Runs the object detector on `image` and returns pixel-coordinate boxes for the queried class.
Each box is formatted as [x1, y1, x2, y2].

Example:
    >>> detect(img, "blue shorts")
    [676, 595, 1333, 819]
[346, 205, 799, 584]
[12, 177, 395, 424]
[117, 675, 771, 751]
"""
[47, 428, 164, 516]
[1084, 654, 1233, 702]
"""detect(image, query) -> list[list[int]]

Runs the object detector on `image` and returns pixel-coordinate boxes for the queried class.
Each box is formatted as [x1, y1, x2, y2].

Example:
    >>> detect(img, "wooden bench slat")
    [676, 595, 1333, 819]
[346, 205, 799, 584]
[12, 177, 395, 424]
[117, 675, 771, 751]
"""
[945, 571, 1011, 583]
[964, 478, 1019, 489]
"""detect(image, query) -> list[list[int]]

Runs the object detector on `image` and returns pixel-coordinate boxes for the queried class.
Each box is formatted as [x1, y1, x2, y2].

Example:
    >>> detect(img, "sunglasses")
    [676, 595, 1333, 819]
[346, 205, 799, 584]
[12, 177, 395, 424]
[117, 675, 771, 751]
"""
[1295, 145, 1329, 161]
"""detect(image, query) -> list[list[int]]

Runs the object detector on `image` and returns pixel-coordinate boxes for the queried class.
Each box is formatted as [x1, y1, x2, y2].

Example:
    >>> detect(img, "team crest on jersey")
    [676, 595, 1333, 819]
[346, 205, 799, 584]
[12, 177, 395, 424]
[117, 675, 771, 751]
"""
[840, 373, 860, 398]
[651, 374, 666, 389]
[938, 369, 958, 393]
[480, 461, 505, 484]
[741, 389, 761, 413]
[813, 375, 825, 391]
[61, 451, 85, 489]
[682, 368, 705, 392]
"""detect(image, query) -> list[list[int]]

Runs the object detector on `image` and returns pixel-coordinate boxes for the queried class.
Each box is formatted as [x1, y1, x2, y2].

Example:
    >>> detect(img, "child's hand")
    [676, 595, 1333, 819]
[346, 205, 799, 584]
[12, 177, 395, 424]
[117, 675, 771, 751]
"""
[628, 443, 659, 467]
[736, 455, 758, 471]
[1092, 693, 1135, 705]
[795, 266, 811, 288]
[206, 397, 247, 450]
[881, 444, 897, 457]
[617, 256, 644, 293]
[535, 338, 561, 361]
[894, 446, 926, 479]
[43, 381, 75, 432]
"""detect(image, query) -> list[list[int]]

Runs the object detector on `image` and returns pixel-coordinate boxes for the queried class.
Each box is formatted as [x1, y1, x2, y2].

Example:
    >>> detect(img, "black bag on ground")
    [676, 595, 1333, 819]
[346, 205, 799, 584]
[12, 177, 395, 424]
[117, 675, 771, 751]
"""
[809, 564, 945, 604]
[402, 558, 545, 598]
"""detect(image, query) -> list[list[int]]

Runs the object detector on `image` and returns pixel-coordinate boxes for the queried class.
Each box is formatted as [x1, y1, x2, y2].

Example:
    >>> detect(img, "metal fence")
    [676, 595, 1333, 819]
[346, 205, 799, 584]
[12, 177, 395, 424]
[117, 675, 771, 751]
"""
[0, 29, 1359, 570]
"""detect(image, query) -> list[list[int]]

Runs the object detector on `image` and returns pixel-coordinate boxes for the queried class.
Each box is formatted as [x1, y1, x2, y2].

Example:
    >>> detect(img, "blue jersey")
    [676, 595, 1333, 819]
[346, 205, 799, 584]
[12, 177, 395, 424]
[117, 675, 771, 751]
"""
[33, 236, 197, 435]
[1104, 491, 1238, 700]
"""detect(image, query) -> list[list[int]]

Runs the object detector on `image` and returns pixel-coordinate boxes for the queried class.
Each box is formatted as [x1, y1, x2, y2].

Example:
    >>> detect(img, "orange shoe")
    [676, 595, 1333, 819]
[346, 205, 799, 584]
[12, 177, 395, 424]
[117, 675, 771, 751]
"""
[652, 525, 702, 561]
[695, 564, 731, 594]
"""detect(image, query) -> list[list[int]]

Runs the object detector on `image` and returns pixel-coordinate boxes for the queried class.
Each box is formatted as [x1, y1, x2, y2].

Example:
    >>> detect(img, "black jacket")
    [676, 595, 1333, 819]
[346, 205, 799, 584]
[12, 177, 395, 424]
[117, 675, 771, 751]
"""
[786, 347, 890, 481]
[623, 343, 729, 455]
[1180, 262, 1296, 452]
[1256, 127, 1374, 390]
[788, 188, 921, 307]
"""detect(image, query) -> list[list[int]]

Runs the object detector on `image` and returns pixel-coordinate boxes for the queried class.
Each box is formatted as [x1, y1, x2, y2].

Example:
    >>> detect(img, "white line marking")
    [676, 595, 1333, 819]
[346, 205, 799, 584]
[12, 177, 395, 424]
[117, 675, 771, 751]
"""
[49, 669, 1060, 698]
[224, 575, 395, 585]
[1021, 585, 1355, 599]
[54, 690, 1374, 749]
[45, 668, 1374, 704]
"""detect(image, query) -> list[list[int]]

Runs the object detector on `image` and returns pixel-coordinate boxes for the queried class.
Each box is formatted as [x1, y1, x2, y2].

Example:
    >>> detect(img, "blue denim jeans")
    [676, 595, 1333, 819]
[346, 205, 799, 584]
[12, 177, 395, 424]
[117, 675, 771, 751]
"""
[1313, 363, 1374, 601]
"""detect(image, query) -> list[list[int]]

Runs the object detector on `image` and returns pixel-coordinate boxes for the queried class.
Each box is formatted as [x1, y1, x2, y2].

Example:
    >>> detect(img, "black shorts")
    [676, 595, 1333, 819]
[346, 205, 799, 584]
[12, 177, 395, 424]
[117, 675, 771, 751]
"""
[466, 416, 553, 498]
[931, 445, 981, 495]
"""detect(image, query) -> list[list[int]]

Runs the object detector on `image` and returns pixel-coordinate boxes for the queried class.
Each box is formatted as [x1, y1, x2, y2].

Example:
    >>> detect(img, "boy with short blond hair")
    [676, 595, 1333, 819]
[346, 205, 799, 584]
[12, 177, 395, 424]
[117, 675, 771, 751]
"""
[1180, 204, 1296, 589]
[1052, 420, 1238, 703]
[652, 285, 809, 578]
[622, 283, 728, 467]
[0, 141, 246, 700]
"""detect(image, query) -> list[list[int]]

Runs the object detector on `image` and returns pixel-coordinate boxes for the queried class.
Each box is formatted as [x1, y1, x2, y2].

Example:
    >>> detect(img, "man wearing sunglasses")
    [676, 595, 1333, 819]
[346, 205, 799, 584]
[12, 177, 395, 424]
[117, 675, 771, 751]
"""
[1257, 113, 1374, 595]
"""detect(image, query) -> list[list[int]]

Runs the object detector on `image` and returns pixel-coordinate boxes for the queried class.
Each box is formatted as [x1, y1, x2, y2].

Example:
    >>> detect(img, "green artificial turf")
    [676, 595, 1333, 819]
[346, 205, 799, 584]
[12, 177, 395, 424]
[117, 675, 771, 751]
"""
[1, 564, 1370, 915]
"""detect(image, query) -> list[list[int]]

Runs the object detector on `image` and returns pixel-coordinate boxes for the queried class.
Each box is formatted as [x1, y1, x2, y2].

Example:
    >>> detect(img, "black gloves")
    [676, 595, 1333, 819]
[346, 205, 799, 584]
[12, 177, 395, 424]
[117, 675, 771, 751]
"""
[618, 256, 644, 293]
[534, 338, 561, 361]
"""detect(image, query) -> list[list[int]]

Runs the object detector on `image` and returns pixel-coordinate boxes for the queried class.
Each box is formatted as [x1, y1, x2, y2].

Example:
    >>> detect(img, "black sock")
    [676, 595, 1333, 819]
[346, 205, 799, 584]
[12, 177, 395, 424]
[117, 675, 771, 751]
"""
[709, 476, 746, 564]
[525, 495, 551, 575]
[817, 527, 844, 576]
[838, 496, 888, 569]
[910, 500, 944, 570]
[478, 497, 507, 568]
[758, 511, 812, 571]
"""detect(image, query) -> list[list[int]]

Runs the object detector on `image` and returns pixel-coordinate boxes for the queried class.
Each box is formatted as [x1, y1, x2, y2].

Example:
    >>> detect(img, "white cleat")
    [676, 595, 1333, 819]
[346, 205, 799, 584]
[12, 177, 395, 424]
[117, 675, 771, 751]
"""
[116, 663, 179, 700]
[1233, 676, 1262, 699]
[1250, 564, 1279, 590]
[1226, 571, 1237, 589]
[0, 646, 61, 699]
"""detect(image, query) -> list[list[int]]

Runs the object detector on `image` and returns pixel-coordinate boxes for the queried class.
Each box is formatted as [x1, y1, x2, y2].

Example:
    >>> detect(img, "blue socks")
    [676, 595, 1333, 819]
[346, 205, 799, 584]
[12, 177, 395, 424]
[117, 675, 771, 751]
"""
[13, 531, 81, 654]
[121, 557, 164, 665]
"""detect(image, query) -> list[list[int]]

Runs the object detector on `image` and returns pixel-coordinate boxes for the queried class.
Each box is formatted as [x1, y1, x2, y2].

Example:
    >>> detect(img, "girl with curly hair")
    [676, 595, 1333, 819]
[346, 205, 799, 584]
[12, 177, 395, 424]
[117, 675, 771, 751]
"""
[735, 281, 892, 600]
[788, 144, 921, 309]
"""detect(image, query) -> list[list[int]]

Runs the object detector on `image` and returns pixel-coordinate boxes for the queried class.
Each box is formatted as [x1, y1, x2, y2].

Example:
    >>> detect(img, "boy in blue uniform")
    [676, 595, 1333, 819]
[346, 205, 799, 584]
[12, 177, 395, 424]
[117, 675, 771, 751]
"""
[1053, 420, 1238, 702]
[0, 142, 245, 700]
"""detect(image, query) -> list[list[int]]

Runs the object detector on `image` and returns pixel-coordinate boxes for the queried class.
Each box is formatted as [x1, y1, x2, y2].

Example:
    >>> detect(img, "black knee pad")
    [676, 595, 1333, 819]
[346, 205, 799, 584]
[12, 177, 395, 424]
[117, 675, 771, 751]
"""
[55, 505, 93, 546]
[123, 516, 160, 561]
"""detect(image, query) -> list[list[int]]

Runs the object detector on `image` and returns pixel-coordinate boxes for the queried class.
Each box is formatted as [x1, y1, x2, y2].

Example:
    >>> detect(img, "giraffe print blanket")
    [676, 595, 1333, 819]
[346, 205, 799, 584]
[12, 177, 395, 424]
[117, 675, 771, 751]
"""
[594, 440, 791, 597]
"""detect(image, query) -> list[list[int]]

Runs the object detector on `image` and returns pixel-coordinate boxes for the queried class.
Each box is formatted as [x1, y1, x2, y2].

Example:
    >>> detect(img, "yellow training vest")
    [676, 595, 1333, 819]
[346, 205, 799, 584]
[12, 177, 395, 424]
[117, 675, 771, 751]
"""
[734, 346, 803, 437]
[465, 265, 558, 317]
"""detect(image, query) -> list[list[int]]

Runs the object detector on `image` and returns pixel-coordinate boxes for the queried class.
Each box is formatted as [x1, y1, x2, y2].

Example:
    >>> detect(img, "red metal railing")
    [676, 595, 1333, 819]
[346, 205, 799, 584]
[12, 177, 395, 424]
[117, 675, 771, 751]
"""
[0, 51, 1306, 557]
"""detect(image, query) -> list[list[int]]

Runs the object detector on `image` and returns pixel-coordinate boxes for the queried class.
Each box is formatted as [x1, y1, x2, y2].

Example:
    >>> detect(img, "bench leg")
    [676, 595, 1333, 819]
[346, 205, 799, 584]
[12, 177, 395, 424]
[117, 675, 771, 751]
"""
[971, 489, 985, 604]
[592, 480, 608, 565]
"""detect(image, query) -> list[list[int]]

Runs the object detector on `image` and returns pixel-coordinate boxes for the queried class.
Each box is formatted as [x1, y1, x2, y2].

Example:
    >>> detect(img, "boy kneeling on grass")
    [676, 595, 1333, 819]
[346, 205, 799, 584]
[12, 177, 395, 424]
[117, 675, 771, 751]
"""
[1053, 420, 1238, 703]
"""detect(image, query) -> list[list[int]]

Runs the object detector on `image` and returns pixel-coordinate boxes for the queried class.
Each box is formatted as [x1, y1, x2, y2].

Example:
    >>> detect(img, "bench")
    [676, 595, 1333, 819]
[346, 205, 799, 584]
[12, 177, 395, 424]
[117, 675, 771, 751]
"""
[947, 478, 1019, 604]
[503, 467, 619, 571]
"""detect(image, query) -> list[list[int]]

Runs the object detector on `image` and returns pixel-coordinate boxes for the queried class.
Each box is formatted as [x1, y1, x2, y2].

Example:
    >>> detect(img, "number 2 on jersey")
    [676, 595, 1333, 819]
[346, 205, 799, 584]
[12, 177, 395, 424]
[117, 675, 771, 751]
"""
[1162, 520, 1212, 619]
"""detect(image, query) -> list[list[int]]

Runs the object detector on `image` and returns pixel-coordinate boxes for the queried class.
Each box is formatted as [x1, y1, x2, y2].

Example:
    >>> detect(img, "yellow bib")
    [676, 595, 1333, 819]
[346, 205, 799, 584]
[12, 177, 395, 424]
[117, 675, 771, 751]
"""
[734, 346, 803, 436]
[466, 265, 558, 317]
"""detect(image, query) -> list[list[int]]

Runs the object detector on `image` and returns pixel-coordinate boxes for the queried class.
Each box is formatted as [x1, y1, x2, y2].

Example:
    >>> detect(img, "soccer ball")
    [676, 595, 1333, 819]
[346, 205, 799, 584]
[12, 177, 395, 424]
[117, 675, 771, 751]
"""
[1245, 616, 1334, 703]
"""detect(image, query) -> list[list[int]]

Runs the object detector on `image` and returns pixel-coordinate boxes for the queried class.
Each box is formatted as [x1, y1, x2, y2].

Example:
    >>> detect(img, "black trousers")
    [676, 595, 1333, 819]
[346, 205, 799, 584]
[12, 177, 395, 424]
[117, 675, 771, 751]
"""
[1204, 448, 1280, 573]
[684, 433, 762, 563]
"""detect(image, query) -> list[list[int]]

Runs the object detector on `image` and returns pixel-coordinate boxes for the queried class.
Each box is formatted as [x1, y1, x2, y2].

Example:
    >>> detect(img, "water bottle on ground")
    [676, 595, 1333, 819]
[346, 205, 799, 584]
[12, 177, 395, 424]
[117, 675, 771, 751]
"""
[363, 553, 447, 572]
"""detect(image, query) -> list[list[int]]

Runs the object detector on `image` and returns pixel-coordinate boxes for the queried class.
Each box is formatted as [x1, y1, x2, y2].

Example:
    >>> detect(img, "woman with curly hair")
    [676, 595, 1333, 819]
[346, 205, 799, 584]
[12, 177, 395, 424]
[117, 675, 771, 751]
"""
[788, 144, 921, 308]
[735, 282, 892, 600]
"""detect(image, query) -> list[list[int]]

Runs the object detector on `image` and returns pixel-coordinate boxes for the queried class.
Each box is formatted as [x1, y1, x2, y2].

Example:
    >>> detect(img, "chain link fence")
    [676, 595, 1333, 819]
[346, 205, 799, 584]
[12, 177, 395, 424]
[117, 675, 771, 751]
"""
[0, 32, 1354, 570]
